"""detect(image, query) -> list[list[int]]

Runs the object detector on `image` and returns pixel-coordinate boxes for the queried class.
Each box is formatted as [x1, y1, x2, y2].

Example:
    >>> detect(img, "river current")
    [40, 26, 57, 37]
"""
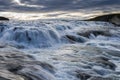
[0, 19, 120, 80]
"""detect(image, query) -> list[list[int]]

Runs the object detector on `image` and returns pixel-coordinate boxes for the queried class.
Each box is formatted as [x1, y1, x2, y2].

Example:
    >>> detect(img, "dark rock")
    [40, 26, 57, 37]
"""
[0, 17, 9, 21]
[85, 13, 120, 26]
[76, 71, 91, 80]
[7, 64, 23, 73]
[39, 62, 55, 73]
[66, 35, 88, 43]
[26, 55, 35, 60]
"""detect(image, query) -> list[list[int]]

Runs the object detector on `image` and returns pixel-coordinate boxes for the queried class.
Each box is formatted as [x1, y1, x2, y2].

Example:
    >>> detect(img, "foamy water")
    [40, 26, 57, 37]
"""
[0, 20, 120, 80]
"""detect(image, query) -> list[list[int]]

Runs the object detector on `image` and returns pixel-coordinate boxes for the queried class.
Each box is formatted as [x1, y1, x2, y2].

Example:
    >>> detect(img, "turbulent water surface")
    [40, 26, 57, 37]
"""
[0, 19, 120, 80]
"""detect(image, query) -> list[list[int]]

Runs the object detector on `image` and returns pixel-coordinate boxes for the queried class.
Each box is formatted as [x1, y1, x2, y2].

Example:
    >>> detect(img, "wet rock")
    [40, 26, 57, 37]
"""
[7, 64, 23, 73]
[39, 62, 55, 73]
[0, 17, 9, 21]
[75, 71, 91, 80]
[66, 35, 88, 43]
[77, 30, 111, 38]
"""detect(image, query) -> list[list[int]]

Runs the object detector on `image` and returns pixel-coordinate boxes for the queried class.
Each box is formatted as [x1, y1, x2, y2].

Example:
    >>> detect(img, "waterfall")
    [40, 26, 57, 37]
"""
[0, 19, 120, 80]
[0, 20, 117, 48]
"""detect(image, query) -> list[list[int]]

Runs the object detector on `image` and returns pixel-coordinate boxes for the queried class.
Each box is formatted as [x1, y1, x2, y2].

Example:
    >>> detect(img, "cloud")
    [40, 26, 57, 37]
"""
[0, 0, 120, 20]
[0, 0, 119, 12]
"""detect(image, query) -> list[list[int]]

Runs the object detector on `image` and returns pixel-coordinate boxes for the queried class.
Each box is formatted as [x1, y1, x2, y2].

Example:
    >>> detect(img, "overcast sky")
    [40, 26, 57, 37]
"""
[0, 0, 120, 19]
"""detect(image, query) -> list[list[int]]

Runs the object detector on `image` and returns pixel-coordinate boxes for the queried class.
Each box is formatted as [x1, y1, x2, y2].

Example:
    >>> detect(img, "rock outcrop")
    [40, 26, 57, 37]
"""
[0, 17, 9, 21]
[86, 13, 120, 26]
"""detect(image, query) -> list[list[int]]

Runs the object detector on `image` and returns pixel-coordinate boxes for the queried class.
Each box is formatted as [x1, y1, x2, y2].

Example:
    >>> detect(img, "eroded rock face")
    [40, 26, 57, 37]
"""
[76, 71, 91, 80]
[0, 45, 55, 80]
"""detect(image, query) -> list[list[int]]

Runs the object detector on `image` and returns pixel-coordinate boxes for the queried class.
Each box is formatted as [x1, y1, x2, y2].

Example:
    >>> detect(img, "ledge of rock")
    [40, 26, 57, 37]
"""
[85, 13, 120, 26]
[0, 17, 9, 21]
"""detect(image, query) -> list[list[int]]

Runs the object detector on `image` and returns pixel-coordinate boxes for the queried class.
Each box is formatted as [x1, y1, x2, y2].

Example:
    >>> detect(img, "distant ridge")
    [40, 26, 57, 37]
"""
[85, 13, 120, 26]
[0, 16, 9, 21]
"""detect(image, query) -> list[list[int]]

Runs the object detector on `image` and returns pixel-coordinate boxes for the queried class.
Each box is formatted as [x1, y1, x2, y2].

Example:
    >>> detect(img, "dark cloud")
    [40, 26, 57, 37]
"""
[0, 0, 120, 12]
[0, 0, 12, 5]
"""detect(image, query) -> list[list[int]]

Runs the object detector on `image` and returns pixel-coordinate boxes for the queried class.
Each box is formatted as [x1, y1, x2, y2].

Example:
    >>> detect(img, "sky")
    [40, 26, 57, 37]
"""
[0, 0, 120, 20]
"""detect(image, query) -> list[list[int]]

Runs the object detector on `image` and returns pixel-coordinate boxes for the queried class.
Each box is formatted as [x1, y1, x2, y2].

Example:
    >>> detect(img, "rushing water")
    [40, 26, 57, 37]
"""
[0, 20, 120, 80]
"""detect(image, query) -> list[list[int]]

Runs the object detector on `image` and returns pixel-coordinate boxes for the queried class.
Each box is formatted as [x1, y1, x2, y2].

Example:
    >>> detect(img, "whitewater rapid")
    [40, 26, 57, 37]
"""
[0, 20, 120, 80]
[0, 20, 116, 48]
